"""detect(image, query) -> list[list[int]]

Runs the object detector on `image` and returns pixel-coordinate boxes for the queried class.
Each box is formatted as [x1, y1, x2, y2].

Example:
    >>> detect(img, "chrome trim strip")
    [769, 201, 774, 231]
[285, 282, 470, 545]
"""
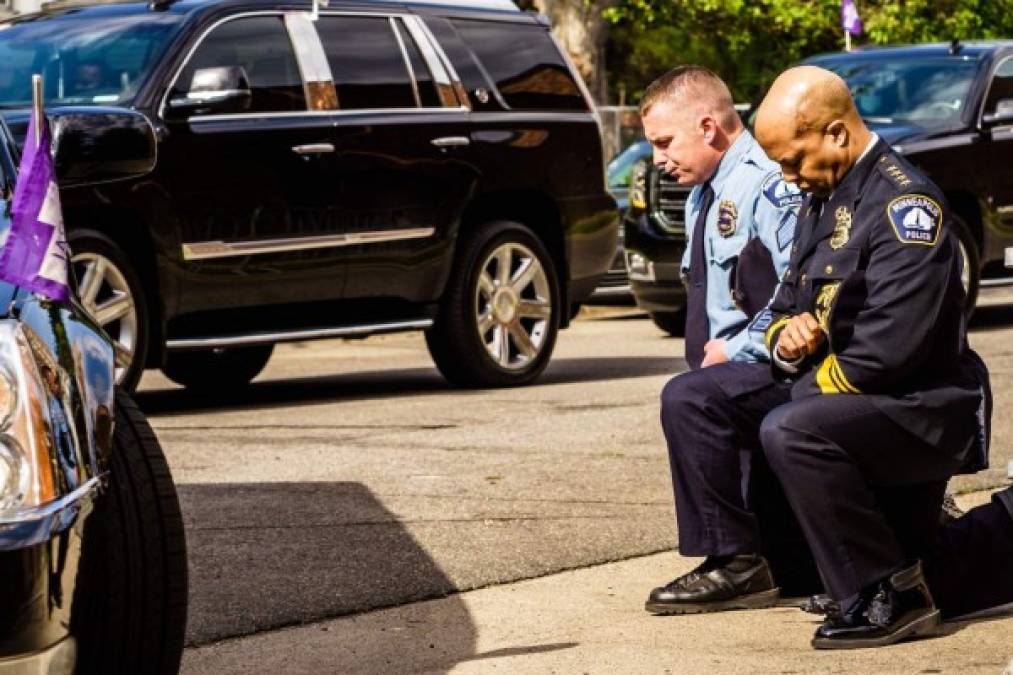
[166, 319, 434, 350]
[406, 15, 470, 110]
[0, 477, 101, 525]
[980, 277, 1013, 287]
[181, 227, 436, 261]
[403, 15, 451, 88]
[285, 12, 337, 110]
[188, 107, 469, 124]
[390, 17, 422, 108]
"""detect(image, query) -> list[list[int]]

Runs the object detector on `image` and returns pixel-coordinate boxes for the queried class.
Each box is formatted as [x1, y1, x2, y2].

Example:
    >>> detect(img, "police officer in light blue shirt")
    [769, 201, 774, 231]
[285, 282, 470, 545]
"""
[641, 65, 800, 369]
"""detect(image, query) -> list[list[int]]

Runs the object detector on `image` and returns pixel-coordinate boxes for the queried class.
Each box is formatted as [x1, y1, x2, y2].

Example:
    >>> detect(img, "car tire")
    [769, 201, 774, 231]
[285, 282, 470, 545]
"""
[69, 229, 148, 393]
[426, 221, 560, 387]
[649, 309, 686, 337]
[161, 345, 274, 390]
[71, 389, 187, 675]
[953, 215, 980, 320]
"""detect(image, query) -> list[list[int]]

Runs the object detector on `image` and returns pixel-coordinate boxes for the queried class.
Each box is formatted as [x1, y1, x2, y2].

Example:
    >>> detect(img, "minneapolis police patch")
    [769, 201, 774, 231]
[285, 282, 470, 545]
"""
[761, 173, 804, 209]
[887, 195, 943, 246]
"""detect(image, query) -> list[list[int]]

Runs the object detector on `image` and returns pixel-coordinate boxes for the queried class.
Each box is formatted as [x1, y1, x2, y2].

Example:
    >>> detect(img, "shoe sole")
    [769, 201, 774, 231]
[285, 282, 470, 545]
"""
[811, 609, 941, 650]
[645, 588, 781, 615]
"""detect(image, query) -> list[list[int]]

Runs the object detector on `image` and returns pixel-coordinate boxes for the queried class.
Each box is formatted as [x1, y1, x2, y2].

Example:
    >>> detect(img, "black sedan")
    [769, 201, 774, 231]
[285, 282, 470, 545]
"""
[0, 110, 186, 674]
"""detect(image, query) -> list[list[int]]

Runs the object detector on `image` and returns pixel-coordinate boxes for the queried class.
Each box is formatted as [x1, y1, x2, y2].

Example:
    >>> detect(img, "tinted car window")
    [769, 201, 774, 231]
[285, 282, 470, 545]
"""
[984, 55, 1013, 115]
[316, 16, 416, 110]
[815, 56, 978, 126]
[452, 20, 585, 111]
[0, 12, 181, 108]
[174, 16, 306, 114]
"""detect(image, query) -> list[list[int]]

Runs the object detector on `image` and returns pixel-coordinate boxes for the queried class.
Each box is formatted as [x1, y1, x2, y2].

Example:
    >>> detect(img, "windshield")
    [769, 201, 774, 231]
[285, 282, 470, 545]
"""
[607, 141, 649, 189]
[815, 56, 980, 127]
[0, 12, 181, 108]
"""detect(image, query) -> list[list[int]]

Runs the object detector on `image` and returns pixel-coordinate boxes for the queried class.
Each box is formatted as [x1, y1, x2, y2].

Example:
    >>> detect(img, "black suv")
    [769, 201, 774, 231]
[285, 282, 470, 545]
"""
[0, 0, 617, 390]
[626, 41, 1013, 334]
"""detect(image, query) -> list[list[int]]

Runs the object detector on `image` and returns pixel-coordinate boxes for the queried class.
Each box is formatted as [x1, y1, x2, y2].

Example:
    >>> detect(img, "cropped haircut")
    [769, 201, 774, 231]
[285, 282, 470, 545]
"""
[640, 66, 741, 132]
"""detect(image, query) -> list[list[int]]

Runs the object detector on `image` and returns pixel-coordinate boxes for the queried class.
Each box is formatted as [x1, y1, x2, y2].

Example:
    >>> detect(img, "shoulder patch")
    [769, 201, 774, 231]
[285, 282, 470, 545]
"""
[877, 158, 915, 189]
[760, 172, 804, 209]
[887, 195, 943, 246]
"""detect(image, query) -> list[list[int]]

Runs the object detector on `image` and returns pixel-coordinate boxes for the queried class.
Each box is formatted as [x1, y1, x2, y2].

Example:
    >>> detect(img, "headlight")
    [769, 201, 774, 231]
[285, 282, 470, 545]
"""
[0, 320, 62, 518]
[629, 159, 648, 211]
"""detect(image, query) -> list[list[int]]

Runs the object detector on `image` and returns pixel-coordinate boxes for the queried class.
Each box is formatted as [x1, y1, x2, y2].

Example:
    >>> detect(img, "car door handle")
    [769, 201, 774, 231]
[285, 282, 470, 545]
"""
[431, 136, 470, 148]
[292, 143, 335, 155]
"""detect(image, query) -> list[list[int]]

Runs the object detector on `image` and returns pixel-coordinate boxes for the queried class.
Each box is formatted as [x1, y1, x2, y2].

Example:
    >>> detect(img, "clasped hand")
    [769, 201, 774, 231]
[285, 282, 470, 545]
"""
[775, 312, 826, 362]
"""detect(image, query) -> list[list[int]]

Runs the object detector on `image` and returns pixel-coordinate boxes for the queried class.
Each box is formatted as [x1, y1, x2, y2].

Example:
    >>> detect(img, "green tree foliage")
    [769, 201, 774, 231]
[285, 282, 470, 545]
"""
[604, 0, 1013, 104]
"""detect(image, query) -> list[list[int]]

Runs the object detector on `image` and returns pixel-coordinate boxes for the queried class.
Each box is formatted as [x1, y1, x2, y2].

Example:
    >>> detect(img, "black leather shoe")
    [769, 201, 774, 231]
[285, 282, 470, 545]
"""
[800, 593, 839, 615]
[645, 554, 780, 615]
[812, 561, 941, 649]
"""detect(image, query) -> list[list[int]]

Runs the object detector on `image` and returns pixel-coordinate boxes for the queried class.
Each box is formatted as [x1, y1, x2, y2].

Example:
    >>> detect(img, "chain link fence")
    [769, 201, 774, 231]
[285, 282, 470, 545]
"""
[596, 105, 642, 162]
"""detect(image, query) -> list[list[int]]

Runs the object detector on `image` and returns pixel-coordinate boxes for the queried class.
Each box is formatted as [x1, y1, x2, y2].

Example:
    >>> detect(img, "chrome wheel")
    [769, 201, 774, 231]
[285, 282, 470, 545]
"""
[474, 242, 552, 370]
[72, 252, 137, 384]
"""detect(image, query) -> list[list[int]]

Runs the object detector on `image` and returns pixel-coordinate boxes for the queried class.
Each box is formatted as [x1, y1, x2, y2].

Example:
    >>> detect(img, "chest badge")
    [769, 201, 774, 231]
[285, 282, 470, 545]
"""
[717, 200, 738, 238]
[830, 206, 852, 250]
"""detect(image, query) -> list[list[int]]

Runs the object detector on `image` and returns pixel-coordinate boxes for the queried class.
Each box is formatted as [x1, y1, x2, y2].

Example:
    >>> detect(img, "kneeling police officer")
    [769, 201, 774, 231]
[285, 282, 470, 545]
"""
[648, 65, 989, 650]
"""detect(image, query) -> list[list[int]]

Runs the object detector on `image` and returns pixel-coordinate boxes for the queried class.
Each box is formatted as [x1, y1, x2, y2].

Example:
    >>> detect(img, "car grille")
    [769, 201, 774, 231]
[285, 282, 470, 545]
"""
[650, 170, 690, 234]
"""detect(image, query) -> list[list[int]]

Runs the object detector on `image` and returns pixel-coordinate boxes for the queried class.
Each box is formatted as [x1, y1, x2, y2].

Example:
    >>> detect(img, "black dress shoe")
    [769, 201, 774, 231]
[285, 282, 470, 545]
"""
[800, 593, 839, 615]
[812, 560, 941, 650]
[645, 554, 780, 615]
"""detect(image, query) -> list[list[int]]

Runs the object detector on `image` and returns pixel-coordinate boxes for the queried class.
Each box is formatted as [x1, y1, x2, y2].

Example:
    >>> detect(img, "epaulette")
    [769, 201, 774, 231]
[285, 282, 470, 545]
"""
[877, 155, 915, 189]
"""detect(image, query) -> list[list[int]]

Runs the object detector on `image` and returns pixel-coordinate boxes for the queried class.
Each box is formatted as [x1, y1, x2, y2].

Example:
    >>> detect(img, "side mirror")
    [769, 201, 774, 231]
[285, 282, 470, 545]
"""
[982, 98, 1013, 126]
[50, 108, 157, 187]
[165, 66, 252, 119]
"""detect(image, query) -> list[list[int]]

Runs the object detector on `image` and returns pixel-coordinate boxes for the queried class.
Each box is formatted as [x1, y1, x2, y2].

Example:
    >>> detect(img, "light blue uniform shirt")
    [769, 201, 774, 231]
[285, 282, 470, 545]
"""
[682, 130, 801, 363]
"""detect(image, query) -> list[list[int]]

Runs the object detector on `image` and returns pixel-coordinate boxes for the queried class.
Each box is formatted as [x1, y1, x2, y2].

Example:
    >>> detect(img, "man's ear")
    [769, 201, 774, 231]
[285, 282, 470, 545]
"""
[827, 120, 849, 148]
[700, 115, 718, 145]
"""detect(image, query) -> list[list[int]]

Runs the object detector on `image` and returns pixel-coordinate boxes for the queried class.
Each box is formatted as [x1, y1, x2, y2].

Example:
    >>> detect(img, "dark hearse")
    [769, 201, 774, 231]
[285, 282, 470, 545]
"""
[626, 41, 1013, 334]
[0, 0, 618, 391]
[0, 111, 185, 673]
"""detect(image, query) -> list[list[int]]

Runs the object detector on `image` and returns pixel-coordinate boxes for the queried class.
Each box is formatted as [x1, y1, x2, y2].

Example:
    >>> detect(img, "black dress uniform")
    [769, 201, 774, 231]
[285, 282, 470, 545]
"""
[659, 138, 988, 603]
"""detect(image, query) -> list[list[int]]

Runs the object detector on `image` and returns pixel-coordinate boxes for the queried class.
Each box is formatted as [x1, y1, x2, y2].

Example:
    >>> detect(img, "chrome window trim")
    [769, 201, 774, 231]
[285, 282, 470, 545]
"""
[402, 15, 451, 88]
[403, 14, 470, 110]
[284, 12, 335, 110]
[181, 227, 436, 261]
[158, 11, 306, 121]
[389, 16, 422, 108]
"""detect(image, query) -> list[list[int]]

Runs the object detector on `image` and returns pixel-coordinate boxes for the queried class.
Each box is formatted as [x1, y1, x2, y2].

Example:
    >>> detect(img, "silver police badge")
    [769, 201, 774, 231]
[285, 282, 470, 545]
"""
[830, 206, 852, 250]
[717, 200, 738, 238]
[887, 195, 942, 246]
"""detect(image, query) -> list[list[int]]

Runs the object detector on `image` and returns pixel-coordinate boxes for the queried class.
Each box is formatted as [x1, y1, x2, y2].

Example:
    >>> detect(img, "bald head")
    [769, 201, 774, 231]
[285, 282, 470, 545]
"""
[754, 66, 871, 197]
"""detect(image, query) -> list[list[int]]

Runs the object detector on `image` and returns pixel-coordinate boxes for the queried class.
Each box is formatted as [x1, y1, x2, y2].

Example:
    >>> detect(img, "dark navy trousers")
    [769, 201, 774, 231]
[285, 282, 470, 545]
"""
[660, 362, 963, 601]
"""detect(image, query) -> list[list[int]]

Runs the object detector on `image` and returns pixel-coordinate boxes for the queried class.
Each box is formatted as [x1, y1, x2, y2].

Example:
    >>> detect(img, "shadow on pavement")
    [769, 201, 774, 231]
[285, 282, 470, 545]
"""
[969, 304, 1013, 332]
[180, 480, 476, 671]
[136, 355, 684, 416]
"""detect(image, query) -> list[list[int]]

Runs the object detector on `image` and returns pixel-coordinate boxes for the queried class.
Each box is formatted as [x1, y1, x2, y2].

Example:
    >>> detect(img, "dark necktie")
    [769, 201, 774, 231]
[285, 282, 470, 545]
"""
[685, 182, 715, 370]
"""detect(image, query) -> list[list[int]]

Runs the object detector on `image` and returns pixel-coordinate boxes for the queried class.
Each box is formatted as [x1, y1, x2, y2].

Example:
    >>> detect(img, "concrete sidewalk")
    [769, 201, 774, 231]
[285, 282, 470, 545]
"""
[183, 492, 1013, 675]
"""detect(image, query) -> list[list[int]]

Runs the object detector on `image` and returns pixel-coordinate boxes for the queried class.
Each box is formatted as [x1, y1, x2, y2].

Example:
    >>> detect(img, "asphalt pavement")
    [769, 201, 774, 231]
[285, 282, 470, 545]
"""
[134, 302, 1013, 671]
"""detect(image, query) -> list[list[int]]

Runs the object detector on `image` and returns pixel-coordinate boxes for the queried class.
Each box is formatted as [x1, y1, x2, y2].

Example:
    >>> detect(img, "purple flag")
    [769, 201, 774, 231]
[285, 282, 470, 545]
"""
[0, 112, 70, 302]
[841, 0, 863, 36]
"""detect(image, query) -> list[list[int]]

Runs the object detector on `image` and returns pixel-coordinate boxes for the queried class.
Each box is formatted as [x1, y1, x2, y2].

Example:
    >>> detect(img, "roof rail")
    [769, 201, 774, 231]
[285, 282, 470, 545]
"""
[380, 0, 520, 11]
